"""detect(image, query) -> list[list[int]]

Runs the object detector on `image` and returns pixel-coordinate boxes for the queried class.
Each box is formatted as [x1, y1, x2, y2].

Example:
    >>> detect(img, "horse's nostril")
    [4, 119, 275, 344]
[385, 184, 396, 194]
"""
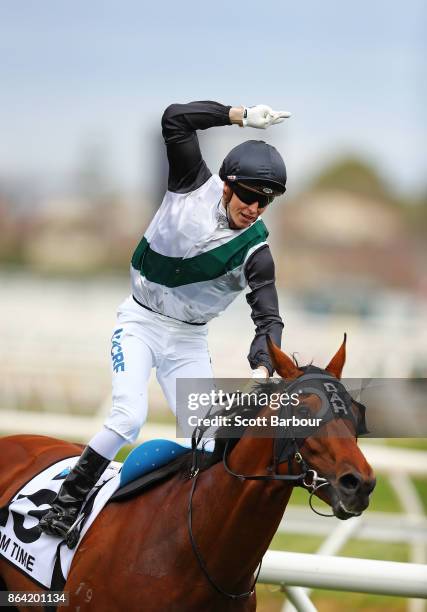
[338, 473, 361, 492]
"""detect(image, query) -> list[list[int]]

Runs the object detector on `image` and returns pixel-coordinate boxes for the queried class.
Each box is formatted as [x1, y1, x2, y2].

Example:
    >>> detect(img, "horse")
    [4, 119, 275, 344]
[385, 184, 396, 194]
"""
[0, 337, 375, 611]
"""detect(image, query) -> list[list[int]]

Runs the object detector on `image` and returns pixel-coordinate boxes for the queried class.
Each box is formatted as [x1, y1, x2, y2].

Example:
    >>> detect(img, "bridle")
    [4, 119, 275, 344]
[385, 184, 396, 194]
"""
[187, 367, 368, 600]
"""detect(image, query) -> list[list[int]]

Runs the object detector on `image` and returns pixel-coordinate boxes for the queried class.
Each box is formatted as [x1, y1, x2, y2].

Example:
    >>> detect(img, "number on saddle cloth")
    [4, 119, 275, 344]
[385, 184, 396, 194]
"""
[119, 439, 190, 487]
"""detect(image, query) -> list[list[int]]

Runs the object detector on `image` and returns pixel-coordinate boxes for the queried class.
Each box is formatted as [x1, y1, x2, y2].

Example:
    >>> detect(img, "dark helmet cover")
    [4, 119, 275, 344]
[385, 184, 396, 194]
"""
[219, 140, 287, 196]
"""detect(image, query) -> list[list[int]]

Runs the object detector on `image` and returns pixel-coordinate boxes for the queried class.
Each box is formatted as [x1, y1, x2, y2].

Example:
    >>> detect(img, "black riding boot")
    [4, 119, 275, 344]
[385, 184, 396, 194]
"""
[39, 447, 110, 547]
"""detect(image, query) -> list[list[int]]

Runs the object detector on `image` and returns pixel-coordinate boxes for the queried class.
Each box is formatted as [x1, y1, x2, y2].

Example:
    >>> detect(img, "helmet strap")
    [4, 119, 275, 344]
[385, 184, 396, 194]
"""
[221, 195, 237, 230]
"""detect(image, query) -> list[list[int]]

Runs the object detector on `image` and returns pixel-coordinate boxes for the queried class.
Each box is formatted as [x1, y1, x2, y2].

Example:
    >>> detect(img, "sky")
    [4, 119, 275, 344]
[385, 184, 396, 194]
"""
[0, 0, 425, 200]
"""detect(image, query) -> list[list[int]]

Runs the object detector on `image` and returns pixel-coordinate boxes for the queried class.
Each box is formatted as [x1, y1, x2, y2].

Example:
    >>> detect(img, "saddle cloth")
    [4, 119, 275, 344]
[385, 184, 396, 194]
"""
[0, 457, 121, 590]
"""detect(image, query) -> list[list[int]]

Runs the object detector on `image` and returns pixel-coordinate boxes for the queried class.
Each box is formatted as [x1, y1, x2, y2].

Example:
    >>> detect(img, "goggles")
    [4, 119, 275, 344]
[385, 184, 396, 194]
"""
[232, 182, 277, 208]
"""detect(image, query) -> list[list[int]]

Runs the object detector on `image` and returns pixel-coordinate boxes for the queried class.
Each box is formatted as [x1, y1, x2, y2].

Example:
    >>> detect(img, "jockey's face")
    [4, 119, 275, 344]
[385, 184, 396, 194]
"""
[222, 184, 268, 230]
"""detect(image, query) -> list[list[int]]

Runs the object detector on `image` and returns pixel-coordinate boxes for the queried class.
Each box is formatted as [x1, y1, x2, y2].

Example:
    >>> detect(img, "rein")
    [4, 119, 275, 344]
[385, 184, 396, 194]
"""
[187, 438, 330, 600]
[187, 368, 367, 600]
[187, 469, 262, 601]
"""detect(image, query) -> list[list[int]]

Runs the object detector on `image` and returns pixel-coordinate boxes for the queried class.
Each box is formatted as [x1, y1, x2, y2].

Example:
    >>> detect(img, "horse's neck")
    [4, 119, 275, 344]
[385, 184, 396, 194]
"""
[223, 436, 294, 542]
[197, 437, 294, 588]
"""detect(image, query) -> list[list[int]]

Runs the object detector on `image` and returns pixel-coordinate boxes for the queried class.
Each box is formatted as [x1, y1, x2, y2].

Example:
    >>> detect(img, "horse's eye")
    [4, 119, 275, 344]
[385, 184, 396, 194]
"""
[298, 406, 311, 418]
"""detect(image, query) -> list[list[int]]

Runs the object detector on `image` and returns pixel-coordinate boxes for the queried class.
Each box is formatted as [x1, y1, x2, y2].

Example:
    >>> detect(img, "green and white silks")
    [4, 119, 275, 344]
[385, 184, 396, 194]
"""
[131, 175, 268, 324]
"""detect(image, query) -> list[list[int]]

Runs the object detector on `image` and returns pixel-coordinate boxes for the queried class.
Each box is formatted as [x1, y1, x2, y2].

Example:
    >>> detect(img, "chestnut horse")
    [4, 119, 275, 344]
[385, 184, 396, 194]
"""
[0, 338, 375, 611]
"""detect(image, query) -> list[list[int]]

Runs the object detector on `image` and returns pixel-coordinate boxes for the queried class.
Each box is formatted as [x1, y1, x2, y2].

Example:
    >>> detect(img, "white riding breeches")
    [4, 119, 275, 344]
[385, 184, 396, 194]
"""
[103, 295, 213, 445]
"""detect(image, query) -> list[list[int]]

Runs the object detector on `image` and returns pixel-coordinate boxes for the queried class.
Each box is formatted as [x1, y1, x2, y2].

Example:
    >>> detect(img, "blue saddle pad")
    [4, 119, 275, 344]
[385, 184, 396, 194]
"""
[120, 439, 190, 487]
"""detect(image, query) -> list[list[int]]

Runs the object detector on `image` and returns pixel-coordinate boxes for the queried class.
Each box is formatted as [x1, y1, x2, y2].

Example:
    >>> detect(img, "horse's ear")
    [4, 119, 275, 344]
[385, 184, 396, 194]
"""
[267, 336, 303, 379]
[325, 333, 347, 379]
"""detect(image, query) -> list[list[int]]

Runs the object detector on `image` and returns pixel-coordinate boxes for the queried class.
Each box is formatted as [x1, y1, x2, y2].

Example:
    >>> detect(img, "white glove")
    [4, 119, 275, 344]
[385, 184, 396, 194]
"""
[251, 367, 269, 379]
[242, 105, 291, 129]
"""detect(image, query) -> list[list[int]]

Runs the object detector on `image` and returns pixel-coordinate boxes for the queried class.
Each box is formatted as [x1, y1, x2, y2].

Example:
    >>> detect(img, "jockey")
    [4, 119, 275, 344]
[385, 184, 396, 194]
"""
[39, 101, 290, 546]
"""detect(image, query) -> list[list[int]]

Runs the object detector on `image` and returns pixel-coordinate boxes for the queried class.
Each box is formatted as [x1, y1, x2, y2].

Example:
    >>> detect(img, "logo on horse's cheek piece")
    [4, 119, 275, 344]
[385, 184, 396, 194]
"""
[330, 392, 347, 415]
[323, 382, 348, 415]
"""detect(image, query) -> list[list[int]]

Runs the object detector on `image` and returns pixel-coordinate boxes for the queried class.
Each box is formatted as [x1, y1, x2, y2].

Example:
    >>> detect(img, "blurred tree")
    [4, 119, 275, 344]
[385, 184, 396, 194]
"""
[405, 189, 427, 237]
[311, 156, 392, 202]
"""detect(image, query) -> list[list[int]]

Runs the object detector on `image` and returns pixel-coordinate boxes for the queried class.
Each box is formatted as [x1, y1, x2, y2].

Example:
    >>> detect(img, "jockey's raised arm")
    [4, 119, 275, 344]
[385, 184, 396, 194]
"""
[161, 101, 233, 193]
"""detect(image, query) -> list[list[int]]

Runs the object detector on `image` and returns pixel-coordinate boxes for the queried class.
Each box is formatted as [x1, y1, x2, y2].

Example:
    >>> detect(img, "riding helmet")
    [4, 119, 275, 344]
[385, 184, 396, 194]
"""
[219, 140, 287, 196]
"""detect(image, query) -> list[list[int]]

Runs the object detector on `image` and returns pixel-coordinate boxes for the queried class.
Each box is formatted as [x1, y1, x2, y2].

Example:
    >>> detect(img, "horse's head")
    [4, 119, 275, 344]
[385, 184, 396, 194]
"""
[267, 335, 376, 520]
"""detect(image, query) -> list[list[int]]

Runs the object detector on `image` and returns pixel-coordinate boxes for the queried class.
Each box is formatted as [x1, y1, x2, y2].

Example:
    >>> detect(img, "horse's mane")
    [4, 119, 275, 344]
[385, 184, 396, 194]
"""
[210, 378, 290, 461]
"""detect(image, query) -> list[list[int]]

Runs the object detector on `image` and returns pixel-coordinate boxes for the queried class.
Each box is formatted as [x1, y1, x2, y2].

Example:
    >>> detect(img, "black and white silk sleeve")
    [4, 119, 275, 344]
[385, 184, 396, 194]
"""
[161, 101, 231, 193]
[245, 245, 284, 376]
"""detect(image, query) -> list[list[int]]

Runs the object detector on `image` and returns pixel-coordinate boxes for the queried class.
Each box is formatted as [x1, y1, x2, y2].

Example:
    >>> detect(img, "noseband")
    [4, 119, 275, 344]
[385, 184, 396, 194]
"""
[187, 367, 368, 600]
